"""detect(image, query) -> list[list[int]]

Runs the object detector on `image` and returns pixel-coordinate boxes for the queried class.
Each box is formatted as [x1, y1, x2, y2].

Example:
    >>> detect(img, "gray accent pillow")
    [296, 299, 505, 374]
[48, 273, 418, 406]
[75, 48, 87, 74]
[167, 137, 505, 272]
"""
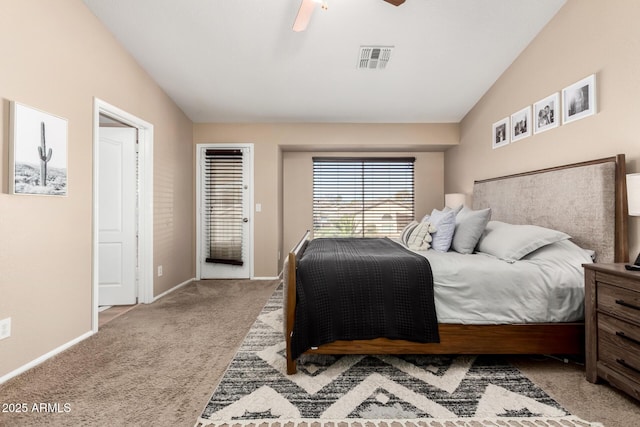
[451, 207, 492, 254]
[477, 221, 571, 261]
[426, 208, 456, 252]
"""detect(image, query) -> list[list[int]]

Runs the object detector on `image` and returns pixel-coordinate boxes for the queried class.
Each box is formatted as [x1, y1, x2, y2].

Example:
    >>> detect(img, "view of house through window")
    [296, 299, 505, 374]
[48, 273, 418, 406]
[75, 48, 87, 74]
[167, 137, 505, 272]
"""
[313, 157, 415, 238]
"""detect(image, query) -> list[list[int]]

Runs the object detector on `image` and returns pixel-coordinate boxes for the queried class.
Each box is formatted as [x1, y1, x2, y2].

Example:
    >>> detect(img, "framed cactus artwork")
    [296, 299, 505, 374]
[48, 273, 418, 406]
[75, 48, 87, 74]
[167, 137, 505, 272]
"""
[9, 101, 68, 196]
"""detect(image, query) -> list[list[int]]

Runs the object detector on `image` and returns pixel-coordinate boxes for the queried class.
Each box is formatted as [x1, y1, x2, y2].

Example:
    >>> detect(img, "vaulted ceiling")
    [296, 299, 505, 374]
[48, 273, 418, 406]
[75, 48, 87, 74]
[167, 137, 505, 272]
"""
[83, 0, 566, 123]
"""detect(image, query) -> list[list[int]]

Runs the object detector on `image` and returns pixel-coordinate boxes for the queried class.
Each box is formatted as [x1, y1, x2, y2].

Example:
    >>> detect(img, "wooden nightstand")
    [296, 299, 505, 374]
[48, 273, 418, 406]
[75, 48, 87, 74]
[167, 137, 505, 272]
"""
[584, 263, 640, 401]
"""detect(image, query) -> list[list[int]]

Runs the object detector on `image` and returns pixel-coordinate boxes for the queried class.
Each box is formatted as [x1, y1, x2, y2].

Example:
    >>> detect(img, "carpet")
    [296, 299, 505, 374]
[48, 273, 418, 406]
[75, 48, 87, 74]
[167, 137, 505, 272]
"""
[196, 286, 601, 427]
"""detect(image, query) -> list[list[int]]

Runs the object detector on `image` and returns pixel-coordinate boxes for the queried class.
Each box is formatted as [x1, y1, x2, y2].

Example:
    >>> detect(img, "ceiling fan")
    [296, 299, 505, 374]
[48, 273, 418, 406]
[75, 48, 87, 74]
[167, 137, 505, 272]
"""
[293, 0, 406, 32]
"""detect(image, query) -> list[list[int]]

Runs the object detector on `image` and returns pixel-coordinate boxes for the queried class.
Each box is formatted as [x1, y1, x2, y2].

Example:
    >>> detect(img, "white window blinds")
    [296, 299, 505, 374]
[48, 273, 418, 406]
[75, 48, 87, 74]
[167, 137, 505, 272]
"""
[313, 157, 415, 238]
[204, 149, 244, 265]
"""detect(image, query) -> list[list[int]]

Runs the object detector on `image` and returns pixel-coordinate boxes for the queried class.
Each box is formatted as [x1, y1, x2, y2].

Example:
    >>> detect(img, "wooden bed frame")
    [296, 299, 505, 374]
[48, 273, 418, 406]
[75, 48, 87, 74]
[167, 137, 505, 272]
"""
[284, 155, 629, 375]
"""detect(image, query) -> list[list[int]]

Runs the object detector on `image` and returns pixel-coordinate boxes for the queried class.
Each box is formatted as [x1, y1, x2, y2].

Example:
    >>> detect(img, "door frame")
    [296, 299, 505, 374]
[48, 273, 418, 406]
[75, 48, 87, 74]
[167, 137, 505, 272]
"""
[196, 143, 254, 279]
[91, 98, 154, 332]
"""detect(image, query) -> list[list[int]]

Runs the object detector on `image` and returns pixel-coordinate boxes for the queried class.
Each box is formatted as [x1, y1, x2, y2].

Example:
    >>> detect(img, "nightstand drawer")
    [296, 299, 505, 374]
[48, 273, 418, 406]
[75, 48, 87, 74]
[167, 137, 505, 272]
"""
[598, 313, 640, 378]
[597, 283, 640, 324]
[599, 340, 640, 380]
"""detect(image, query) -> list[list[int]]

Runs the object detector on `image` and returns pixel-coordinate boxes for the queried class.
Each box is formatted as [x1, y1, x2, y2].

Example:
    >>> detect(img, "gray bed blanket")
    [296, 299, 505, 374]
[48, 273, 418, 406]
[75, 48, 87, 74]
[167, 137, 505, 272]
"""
[291, 237, 439, 360]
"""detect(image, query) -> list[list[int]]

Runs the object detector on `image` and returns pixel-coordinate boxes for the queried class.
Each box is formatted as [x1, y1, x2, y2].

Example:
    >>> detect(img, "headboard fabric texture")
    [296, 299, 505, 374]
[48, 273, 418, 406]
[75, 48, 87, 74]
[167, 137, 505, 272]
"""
[472, 157, 624, 264]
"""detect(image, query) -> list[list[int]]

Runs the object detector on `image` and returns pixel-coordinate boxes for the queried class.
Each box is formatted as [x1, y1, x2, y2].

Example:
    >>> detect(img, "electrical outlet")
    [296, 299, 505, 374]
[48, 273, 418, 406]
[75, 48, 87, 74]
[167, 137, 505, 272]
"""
[157, 265, 163, 277]
[0, 317, 11, 340]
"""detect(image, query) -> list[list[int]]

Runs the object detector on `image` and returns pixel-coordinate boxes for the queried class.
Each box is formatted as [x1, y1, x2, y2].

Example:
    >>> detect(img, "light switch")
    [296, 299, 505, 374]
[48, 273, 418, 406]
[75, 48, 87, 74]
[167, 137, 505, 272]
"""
[256, 203, 262, 212]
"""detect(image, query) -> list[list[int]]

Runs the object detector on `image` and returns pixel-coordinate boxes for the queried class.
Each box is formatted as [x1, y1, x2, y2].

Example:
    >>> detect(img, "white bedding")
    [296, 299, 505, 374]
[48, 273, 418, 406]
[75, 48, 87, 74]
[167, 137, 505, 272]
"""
[408, 239, 593, 324]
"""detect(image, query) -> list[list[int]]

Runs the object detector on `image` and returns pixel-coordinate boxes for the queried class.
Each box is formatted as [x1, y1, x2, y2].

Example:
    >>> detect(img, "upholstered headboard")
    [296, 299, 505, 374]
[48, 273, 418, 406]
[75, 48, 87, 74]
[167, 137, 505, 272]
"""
[472, 155, 628, 263]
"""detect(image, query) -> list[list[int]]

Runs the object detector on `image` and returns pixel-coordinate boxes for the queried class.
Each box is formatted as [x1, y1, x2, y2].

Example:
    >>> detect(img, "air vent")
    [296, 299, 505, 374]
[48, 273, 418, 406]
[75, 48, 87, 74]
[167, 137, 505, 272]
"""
[357, 46, 394, 70]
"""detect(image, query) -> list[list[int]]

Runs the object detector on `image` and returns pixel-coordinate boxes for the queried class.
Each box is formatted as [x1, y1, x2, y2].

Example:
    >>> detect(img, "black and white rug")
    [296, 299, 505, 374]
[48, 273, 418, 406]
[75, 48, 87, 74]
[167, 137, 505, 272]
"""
[196, 286, 600, 427]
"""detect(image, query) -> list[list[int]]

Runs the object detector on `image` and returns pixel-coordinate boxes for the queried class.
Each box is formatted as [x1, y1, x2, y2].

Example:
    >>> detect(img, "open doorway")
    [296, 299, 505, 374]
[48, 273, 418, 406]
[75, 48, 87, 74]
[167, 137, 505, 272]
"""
[92, 98, 154, 332]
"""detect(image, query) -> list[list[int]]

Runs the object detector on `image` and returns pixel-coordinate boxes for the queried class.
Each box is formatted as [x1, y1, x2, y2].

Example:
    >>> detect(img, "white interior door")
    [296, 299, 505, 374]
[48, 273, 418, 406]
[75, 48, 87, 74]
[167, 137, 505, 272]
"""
[98, 127, 137, 305]
[198, 145, 252, 279]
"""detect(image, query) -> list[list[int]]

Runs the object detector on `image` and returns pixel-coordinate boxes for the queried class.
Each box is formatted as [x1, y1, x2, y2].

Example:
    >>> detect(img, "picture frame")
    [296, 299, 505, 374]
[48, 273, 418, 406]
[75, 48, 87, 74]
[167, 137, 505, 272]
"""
[533, 92, 560, 134]
[510, 106, 532, 142]
[492, 117, 510, 149]
[9, 101, 68, 196]
[562, 74, 596, 124]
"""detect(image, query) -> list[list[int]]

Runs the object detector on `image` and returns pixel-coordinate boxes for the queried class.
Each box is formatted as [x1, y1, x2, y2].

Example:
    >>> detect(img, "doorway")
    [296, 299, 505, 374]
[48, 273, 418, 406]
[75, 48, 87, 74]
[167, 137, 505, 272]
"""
[92, 98, 154, 332]
[196, 144, 254, 279]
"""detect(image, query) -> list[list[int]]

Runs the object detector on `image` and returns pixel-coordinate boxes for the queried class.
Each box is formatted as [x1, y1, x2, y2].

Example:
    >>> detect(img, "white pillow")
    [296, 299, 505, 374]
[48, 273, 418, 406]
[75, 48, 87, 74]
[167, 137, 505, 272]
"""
[451, 207, 492, 254]
[447, 204, 464, 216]
[407, 221, 435, 250]
[421, 205, 462, 223]
[427, 209, 456, 252]
[420, 205, 464, 222]
[477, 221, 570, 261]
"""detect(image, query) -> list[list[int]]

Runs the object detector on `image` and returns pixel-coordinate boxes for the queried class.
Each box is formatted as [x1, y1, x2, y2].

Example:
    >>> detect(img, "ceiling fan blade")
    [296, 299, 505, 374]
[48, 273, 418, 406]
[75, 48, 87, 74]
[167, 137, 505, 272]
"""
[293, 0, 317, 32]
[384, 0, 406, 5]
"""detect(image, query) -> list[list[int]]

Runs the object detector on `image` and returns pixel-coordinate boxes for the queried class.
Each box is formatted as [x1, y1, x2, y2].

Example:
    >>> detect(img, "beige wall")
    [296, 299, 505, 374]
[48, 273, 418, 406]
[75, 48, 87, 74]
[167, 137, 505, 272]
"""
[446, 0, 640, 259]
[194, 123, 458, 276]
[0, 0, 194, 379]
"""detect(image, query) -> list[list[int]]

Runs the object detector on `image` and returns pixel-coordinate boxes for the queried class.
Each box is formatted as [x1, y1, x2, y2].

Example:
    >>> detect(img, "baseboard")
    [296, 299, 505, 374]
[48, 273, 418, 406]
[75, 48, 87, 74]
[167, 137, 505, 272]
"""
[153, 277, 278, 302]
[0, 330, 94, 385]
[152, 277, 196, 302]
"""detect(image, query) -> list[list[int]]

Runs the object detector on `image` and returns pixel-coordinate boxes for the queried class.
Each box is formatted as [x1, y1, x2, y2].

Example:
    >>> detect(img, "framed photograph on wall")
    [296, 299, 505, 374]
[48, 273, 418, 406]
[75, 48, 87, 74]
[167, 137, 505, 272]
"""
[562, 74, 596, 124]
[9, 101, 68, 196]
[510, 106, 531, 142]
[533, 92, 560, 134]
[492, 117, 510, 149]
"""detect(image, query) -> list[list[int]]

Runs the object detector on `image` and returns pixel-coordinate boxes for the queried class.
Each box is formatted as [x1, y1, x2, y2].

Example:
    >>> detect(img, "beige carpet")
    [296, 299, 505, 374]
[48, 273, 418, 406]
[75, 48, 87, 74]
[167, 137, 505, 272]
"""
[0, 279, 638, 427]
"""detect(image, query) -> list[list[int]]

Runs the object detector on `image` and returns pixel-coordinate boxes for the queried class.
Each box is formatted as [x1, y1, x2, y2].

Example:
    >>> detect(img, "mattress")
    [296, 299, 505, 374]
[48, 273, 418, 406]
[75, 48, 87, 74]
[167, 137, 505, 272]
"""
[409, 239, 593, 324]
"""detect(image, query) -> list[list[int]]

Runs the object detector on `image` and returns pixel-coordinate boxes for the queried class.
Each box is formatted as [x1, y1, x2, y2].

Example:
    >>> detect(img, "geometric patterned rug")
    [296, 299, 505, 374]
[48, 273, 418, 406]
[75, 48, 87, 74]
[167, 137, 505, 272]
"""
[196, 285, 602, 427]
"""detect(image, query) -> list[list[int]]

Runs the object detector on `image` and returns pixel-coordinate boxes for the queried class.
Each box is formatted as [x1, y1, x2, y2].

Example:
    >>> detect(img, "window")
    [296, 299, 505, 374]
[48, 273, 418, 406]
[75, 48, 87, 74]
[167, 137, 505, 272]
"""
[313, 157, 415, 238]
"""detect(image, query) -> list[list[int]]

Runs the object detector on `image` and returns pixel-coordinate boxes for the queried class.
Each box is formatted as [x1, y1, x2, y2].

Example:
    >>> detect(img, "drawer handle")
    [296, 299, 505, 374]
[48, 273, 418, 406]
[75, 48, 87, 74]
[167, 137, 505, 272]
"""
[615, 299, 640, 311]
[616, 358, 640, 375]
[616, 331, 640, 346]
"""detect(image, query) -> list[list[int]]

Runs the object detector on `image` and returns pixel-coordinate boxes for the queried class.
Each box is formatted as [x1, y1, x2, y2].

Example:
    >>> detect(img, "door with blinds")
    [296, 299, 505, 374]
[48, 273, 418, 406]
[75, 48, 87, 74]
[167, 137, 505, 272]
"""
[198, 144, 253, 279]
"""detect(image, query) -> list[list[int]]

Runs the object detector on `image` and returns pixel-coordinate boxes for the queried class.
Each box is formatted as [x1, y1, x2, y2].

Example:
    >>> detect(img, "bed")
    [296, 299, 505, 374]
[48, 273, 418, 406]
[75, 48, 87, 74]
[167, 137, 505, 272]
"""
[283, 154, 629, 375]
